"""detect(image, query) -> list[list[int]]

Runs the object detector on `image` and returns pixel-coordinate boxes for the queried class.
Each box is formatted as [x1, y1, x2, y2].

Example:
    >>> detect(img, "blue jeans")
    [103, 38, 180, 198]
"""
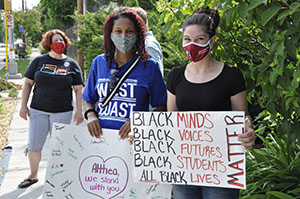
[172, 185, 239, 199]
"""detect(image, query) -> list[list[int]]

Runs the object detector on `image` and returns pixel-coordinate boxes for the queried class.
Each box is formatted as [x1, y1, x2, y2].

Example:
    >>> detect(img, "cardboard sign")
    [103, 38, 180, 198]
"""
[131, 111, 246, 189]
[43, 124, 171, 199]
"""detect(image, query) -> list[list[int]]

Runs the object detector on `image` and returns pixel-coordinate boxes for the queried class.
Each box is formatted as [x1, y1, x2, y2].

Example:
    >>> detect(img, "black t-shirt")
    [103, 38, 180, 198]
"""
[167, 64, 246, 111]
[25, 54, 83, 113]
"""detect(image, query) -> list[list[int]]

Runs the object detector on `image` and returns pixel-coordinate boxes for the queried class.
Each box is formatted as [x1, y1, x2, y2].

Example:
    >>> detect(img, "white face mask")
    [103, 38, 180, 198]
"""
[110, 33, 137, 54]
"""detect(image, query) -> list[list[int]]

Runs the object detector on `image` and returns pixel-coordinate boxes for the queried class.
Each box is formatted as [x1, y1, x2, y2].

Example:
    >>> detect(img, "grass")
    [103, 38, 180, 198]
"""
[0, 59, 30, 78]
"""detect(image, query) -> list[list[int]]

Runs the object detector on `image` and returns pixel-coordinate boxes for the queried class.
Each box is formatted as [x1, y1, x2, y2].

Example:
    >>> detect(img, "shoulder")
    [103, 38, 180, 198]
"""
[167, 65, 185, 82]
[92, 54, 107, 65]
[29, 53, 48, 65]
[168, 65, 185, 76]
[223, 63, 244, 76]
[144, 57, 157, 65]
[34, 53, 49, 61]
[94, 54, 106, 60]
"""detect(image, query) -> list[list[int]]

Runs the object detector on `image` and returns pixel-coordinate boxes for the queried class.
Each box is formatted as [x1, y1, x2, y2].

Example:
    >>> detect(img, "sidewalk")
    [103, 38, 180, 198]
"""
[0, 49, 48, 199]
[0, 84, 49, 198]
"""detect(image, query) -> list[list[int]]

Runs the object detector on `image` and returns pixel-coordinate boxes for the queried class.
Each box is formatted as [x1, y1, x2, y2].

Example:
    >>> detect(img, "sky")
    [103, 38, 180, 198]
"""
[12, 0, 40, 11]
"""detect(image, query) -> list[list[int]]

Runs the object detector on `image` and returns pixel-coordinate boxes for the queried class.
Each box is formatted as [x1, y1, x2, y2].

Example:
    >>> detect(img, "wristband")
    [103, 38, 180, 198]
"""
[84, 109, 98, 120]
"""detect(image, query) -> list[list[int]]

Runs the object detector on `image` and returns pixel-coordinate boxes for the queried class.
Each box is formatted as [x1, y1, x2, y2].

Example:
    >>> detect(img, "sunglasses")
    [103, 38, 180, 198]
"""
[108, 69, 120, 90]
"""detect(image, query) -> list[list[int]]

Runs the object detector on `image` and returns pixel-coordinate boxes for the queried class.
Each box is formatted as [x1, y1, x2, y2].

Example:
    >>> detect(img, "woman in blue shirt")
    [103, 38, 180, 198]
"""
[82, 7, 166, 139]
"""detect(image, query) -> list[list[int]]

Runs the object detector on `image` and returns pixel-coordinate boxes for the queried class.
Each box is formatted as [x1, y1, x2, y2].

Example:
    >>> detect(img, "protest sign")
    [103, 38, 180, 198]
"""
[131, 111, 246, 189]
[43, 124, 171, 199]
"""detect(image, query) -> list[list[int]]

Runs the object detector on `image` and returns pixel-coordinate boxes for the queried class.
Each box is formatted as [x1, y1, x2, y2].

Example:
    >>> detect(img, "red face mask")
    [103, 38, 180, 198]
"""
[51, 42, 66, 54]
[183, 39, 211, 62]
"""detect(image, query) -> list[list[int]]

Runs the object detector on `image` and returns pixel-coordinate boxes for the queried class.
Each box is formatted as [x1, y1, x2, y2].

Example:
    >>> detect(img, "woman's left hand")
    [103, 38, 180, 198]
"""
[238, 118, 256, 150]
[74, 111, 84, 125]
[119, 121, 131, 140]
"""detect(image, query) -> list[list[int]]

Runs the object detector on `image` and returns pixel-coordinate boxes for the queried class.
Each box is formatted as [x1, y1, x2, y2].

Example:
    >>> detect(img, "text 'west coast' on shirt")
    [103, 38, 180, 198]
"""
[82, 54, 167, 130]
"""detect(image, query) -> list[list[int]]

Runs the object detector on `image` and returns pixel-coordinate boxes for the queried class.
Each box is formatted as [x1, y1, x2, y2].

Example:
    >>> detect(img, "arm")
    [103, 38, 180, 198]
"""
[19, 78, 35, 120]
[73, 85, 84, 125]
[167, 91, 178, 111]
[231, 91, 256, 149]
[154, 105, 166, 111]
[84, 100, 102, 138]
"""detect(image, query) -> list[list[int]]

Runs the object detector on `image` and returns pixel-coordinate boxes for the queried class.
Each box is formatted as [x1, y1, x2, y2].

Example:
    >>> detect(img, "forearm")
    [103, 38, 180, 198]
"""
[84, 100, 96, 110]
[21, 83, 32, 107]
[74, 89, 83, 114]
[83, 100, 98, 119]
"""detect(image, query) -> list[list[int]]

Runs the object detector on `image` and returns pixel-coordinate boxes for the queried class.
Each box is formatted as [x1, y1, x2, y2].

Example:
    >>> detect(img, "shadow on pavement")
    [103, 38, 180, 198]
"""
[0, 184, 44, 199]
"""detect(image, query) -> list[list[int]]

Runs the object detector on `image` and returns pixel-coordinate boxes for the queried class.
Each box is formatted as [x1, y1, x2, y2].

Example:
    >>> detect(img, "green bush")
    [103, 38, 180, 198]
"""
[0, 77, 17, 91]
[240, 134, 300, 198]
[8, 90, 17, 98]
[73, 8, 111, 75]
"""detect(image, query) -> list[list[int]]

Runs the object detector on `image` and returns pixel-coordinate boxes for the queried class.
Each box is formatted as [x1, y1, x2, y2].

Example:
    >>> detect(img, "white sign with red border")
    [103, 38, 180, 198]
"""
[7, 13, 14, 28]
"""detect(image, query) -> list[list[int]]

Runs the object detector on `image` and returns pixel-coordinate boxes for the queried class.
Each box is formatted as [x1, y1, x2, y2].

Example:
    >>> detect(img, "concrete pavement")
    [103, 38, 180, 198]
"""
[0, 48, 49, 199]
[0, 83, 49, 198]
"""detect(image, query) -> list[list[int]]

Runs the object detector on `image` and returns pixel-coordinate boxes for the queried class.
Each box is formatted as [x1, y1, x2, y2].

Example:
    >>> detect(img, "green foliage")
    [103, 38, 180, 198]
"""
[73, 9, 111, 72]
[13, 6, 43, 46]
[0, 78, 17, 91]
[40, 0, 77, 30]
[240, 134, 300, 198]
[0, 78, 17, 97]
[0, 60, 30, 78]
[8, 90, 17, 97]
[0, 103, 3, 113]
[25, 45, 32, 57]
[15, 60, 30, 76]
[0, 11, 5, 43]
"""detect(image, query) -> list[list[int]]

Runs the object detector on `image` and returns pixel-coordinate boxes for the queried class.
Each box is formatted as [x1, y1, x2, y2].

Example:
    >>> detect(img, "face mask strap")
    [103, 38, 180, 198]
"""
[183, 38, 212, 48]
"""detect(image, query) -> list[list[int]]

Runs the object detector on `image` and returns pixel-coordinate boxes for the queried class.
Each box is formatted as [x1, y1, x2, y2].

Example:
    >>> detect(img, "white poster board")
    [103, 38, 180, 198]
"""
[131, 111, 246, 189]
[43, 124, 171, 199]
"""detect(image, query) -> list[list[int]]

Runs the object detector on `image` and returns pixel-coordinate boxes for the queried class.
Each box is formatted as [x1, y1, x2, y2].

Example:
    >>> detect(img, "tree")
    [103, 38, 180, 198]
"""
[13, 5, 43, 46]
[74, 8, 111, 72]
[0, 10, 5, 43]
[40, 0, 77, 30]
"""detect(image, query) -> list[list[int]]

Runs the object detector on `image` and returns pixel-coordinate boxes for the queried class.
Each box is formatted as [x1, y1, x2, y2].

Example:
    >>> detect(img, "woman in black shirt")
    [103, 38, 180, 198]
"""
[18, 29, 84, 188]
[167, 6, 256, 199]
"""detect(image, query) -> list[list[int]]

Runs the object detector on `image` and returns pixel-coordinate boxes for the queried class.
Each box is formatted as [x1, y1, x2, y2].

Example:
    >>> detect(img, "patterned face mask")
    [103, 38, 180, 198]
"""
[51, 42, 66, 54]
[110, 33, 137, 54]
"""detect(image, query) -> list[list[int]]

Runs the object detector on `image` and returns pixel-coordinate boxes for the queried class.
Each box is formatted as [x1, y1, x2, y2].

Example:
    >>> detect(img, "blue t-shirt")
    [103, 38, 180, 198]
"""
[82, 54, 167, 130]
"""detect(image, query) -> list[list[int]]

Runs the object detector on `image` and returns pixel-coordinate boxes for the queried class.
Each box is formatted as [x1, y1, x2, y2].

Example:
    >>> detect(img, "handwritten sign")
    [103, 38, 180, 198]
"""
[131, 111, 246, 189]
[43, 124, 171, 199]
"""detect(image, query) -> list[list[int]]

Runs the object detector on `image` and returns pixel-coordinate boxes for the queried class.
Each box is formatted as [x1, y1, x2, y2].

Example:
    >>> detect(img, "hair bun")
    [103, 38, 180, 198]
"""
[193, 6, 220, 28]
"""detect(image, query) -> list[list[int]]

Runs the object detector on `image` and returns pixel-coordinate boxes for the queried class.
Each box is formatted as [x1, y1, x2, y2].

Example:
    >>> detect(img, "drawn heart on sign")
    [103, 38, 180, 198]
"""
[78, 155, 129, 199]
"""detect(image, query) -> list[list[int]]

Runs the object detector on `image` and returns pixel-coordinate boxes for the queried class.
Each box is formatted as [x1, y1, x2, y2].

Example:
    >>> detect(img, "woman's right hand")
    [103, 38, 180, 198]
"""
[87, 114, 103, 138]
[19, 106, 29, 120]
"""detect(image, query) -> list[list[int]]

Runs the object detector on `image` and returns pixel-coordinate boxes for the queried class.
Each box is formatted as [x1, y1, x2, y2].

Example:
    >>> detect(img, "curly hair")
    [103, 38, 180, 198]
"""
[41, 29, 71, 51]
[183, 6, 220, 38]
[103, 7, 148, 68]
